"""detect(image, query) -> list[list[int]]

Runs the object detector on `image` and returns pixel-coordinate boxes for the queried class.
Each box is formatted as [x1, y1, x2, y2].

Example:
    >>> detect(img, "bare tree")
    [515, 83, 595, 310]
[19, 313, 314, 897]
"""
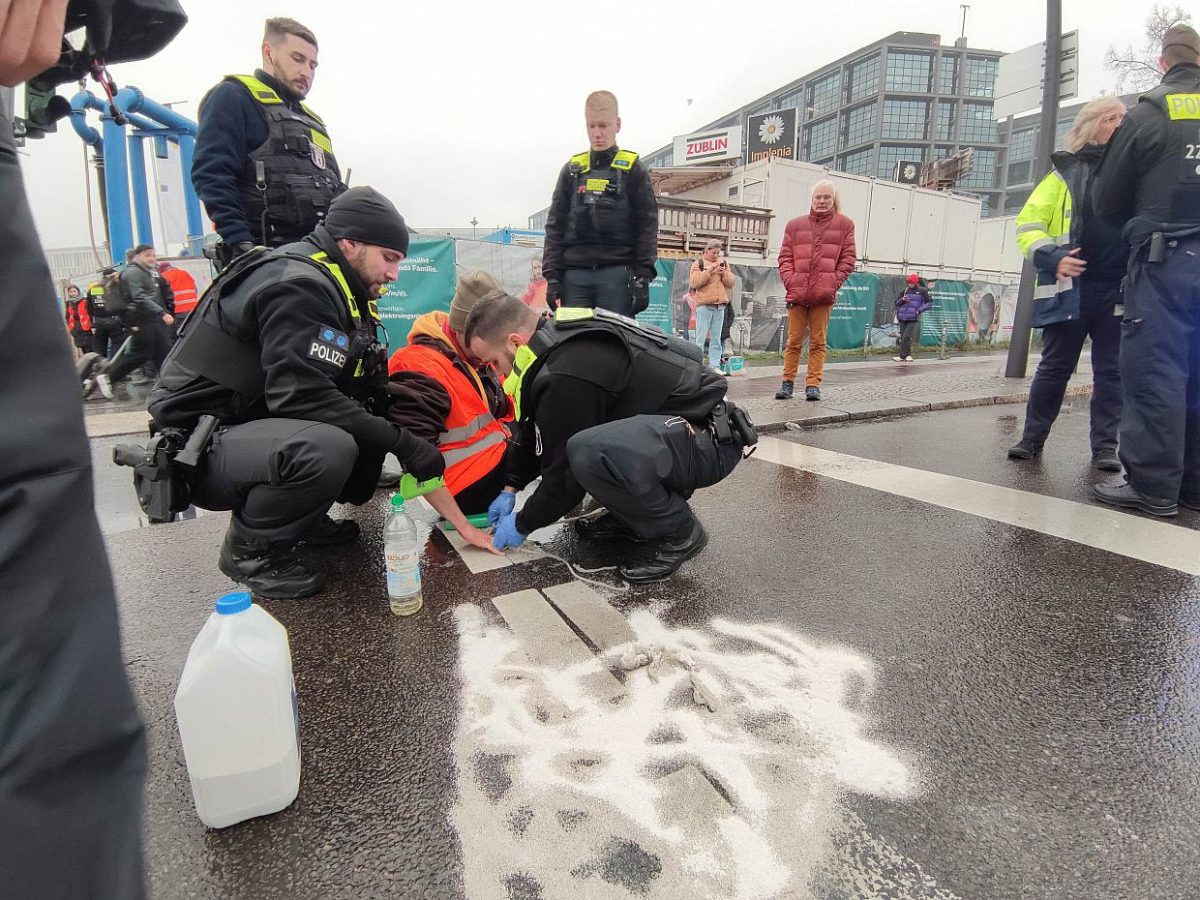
[1105, 3, 1193, 92]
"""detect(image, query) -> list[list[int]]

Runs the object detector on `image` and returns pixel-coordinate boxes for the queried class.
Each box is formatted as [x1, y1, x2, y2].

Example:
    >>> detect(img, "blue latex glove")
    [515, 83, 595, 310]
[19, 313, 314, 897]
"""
[492, 511, 527, 551]
[488, 490, 517, 527]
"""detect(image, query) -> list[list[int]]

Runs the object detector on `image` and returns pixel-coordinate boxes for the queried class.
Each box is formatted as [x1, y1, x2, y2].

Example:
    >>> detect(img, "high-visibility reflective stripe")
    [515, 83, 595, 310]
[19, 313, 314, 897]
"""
[229, 74, 283, 105]
[309, 251, 360, 321]
[1033, 278, 1071, 300]
[1025, 237, 1054, 258]
[1016, 222, 1047, 234]
[570, 152, 591, 173]
[440, 412, 497, 444]
[442, 429, 506, 467]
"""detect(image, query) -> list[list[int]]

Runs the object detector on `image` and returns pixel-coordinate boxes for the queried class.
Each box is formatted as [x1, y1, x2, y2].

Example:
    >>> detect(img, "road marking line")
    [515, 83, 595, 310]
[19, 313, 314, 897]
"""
[543, 582, 637, 652]
[754, 436, 1200, 576]
[491, 589, 626, 703]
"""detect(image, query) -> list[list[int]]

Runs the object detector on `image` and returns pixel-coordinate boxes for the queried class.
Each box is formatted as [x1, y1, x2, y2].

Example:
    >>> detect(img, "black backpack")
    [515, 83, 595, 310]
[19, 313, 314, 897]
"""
[102, 274, 131, 316]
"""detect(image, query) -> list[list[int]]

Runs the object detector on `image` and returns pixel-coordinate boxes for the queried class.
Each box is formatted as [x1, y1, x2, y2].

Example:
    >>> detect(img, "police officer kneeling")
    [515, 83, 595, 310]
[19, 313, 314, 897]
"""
[464, 294, 755, 583]
[148, 187, 444, 598]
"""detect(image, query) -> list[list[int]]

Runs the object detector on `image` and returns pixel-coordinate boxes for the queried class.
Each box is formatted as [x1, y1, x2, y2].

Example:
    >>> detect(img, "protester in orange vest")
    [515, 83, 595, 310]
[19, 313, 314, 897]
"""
[159, 261, 199, 321]
[63, 284, 93, 353]
[386, 271, 513, 553]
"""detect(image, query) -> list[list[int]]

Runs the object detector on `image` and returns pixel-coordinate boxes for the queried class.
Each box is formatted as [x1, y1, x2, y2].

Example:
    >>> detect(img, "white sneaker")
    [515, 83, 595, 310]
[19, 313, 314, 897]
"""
[892, 356, 903, 362]
[904, 356, 915, 362]
[95, 372, 115, 399]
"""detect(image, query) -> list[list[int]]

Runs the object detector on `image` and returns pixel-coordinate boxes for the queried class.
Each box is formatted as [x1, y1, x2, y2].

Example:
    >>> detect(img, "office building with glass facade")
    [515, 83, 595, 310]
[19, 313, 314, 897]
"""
[642, 32, 1064, 217]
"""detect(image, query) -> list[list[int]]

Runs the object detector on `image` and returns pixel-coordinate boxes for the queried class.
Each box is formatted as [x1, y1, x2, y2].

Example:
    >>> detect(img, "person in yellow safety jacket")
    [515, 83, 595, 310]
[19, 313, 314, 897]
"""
[386, 271, 514, 554]
[1007, 96, 1129, 470]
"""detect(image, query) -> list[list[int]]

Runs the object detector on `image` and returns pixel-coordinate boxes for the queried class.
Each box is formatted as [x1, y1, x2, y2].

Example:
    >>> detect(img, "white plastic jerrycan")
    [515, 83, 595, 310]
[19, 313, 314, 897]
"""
[174, 591, 301, 828]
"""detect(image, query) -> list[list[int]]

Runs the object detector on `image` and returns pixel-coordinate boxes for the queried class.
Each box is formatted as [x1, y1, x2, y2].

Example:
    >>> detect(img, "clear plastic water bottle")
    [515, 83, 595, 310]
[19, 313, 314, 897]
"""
[174, 591, 301, 829]
[384, 493, 423, 616]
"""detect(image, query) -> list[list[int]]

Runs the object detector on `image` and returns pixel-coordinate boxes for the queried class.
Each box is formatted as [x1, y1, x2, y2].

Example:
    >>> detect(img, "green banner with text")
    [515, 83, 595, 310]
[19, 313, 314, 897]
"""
[376, 238, 456, 349]
[827, 272, 878, 350]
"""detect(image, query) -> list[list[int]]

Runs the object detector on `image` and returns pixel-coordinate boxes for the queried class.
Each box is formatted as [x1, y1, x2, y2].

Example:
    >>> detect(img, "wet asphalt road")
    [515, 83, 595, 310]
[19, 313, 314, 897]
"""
[95, 397, 1200, 899]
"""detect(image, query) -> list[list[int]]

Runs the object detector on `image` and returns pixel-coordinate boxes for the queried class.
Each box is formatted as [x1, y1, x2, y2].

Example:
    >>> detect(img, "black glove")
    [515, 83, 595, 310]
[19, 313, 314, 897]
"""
[392, 429, 445, 481]
[545, 279, 561, 308]
[234, 241, 256, 257]
[630, 275, 650, 315]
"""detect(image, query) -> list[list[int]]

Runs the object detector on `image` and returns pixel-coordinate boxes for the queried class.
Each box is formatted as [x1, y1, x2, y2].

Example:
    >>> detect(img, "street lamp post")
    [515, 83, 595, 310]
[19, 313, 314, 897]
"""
[1005, 0, 1063, 378]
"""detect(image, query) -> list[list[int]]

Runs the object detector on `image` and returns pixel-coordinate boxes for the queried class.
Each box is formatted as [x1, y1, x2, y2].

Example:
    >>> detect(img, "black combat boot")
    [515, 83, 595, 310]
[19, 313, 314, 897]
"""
[301, 514, 361, 546]
[219, 530, 324, 599]
[574, 512, 648, 543]
[619, 517, 709, 583]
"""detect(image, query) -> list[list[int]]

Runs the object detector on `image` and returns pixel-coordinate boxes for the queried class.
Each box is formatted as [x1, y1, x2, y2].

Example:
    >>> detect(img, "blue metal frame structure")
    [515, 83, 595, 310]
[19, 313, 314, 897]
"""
[69, 86, 203, 264]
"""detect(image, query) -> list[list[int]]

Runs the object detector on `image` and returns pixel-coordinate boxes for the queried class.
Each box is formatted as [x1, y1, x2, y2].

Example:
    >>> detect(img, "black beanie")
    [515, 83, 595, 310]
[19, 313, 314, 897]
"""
[324, 187, 410, 255]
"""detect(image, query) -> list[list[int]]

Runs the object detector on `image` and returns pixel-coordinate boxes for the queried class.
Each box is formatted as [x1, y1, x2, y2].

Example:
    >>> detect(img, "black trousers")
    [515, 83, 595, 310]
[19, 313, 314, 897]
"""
[91, 316, 127, 359]
[561, 264, 637, 318]
[1021, 278, 1123, 451]
[106, 317, 171, 384]
[897, 320, 920, 358]
[194, 418, 369, 545]
[566, 414, 743, 540]
[1118, 236, 1200, 501]
[0, 115, 146, 898]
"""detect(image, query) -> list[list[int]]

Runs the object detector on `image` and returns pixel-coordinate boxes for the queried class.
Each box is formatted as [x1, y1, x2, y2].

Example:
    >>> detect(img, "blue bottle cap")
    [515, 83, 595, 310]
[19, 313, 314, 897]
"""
[215, 591, 252, 615]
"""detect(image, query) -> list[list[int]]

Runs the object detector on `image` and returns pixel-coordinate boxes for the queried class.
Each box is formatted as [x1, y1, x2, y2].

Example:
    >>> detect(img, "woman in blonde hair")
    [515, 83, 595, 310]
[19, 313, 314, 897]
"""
[1008, 96, 1127, 470]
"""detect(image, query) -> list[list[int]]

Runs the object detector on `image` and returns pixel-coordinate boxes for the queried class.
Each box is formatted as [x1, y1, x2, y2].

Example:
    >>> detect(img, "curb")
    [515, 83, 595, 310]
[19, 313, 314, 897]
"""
[756, 384, 1093, 435]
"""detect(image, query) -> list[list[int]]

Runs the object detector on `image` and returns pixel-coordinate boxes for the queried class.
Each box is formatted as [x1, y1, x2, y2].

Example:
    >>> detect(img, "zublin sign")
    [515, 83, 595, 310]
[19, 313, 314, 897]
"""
[672, 126, 742, 166]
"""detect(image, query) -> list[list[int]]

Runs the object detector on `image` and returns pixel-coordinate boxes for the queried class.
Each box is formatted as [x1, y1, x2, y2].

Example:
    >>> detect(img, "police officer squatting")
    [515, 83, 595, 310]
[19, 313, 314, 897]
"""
[464, 293, 758, 584]
[192, 17, 344, 268]
[144, 187, 445, 600]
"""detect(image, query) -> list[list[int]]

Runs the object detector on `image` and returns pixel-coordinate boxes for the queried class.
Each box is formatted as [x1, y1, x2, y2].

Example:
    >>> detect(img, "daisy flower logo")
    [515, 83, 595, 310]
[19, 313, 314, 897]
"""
[758, 114, 786, 144]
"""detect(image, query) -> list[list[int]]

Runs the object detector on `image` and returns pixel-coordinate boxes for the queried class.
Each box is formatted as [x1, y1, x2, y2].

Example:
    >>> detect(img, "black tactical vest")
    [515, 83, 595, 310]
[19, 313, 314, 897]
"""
[521, 308, 723, 425]
[87, 283, 114, 317]
[164, 237, 386, 411]
[563, 148, 640, 248]
[1144, 80, 1200, 224]
[225, 74, 344, 246]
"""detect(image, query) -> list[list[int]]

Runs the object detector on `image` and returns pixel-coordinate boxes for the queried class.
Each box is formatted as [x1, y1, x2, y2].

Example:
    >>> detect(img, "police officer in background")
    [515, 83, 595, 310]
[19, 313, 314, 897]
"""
[89, 266, 127, 358]
[149, 188, 443, 599]
[1092, 24, 1200, 517]
[542, 91, 659, 319]
[192, 17, 344, 263]
[464, 293, 754, 583]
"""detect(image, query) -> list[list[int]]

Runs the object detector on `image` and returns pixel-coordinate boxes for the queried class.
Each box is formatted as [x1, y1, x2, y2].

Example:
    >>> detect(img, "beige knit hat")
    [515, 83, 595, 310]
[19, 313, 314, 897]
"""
[449, 270, 502, 333]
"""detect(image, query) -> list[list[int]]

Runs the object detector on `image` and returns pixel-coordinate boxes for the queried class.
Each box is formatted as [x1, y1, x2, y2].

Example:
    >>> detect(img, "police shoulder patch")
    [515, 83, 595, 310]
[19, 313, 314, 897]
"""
[308, 324, 350, 370]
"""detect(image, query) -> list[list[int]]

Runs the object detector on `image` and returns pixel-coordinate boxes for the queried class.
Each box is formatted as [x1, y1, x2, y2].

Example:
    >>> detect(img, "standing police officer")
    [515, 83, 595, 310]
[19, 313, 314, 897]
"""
[89, 266, 127, 358]
[542, 91, 659, 319]
[148, 188, 444, 599]
[192, 17, 343, 263]
[464, 293, 754, 583]
[1092, 24, 1200, 517]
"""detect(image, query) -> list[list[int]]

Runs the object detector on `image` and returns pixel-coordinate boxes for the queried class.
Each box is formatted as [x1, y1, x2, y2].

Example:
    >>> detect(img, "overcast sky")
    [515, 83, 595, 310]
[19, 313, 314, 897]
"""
[16, 0, 1160, 249]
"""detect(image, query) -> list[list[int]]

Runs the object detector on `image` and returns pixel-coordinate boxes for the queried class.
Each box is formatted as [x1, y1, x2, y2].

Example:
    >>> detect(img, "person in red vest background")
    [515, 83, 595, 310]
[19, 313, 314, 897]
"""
[158, 261, 199, 330]
[63, 284, 93, 354]
[386, 271, 514, 554]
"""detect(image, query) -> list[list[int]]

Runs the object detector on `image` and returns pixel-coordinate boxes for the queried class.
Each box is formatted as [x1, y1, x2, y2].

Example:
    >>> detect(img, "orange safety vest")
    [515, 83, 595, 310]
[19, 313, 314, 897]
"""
[163, 266, 199, 315]
[388, 338, 509, 495]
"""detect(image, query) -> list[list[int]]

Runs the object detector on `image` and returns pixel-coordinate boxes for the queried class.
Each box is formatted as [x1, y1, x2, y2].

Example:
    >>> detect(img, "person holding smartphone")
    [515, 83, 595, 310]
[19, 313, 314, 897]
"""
[689, 240, 735, 372]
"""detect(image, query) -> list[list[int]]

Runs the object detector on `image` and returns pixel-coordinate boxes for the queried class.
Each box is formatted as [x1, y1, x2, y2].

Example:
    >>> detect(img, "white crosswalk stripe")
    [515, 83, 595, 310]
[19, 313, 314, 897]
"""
[753, 436, 1200, 577]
